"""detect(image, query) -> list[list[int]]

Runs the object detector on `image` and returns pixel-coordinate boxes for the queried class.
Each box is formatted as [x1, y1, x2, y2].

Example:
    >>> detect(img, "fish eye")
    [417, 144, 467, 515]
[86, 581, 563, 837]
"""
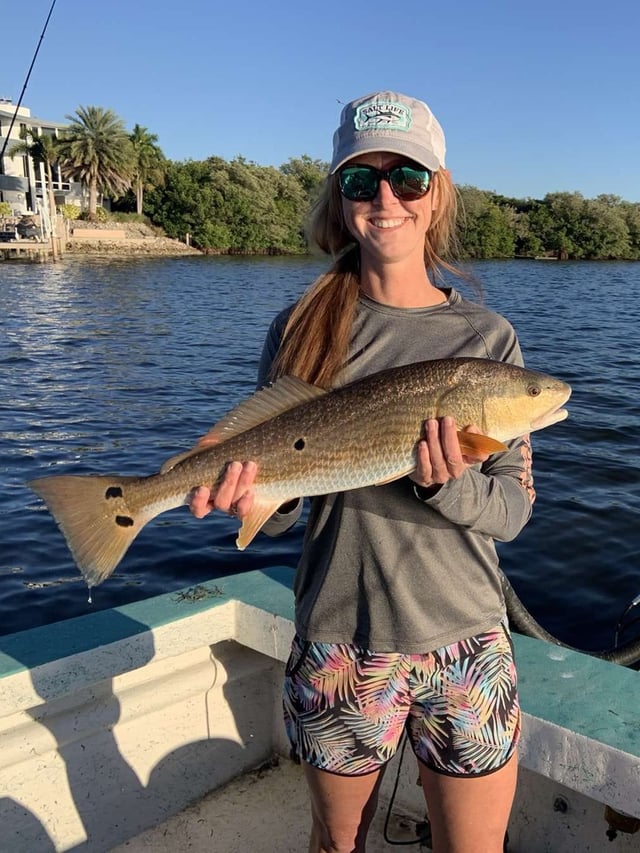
[527, 384, 542, 397]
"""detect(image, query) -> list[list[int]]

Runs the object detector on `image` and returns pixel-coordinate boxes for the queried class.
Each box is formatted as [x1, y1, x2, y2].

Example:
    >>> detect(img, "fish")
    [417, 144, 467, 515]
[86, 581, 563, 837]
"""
[28, 357, 571, 588]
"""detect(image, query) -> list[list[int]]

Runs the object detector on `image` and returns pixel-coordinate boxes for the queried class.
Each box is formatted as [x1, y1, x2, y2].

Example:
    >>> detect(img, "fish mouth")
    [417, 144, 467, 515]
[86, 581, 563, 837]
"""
[531, 406, 569, 430]
[530, 382, 572, 431]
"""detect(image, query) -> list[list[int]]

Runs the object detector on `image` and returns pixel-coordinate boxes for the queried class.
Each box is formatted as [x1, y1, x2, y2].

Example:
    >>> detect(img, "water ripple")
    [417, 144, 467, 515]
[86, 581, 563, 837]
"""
[1, 256, 639, 651]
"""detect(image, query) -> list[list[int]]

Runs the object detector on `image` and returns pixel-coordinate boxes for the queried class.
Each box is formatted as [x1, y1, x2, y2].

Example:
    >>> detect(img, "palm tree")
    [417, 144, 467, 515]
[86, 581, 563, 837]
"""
[8, 128, 60, 257]
[130, 124, 166, 215]
[56, 106, 133, 217]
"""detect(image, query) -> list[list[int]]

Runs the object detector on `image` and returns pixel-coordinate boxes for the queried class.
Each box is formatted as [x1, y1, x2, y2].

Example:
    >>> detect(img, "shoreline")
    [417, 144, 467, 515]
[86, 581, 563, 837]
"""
[65, 220, 202, 257]
[63, 222, 308, 258]
[65, 239, 202, 257]
[59, 217, 200, 258]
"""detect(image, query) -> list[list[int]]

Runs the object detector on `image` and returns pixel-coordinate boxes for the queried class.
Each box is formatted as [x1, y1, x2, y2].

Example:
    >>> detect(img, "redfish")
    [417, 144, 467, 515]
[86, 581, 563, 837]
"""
[29, 357, 570, 587]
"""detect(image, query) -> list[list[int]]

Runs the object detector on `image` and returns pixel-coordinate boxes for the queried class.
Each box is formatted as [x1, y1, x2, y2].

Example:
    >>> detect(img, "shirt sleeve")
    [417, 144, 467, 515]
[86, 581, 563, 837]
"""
[424, 434, 535, 542]
[420, 314, 535, 542]
[255, 308, 303, 538]
[256, 309, 290, 388]
[260, 498, 304, 537]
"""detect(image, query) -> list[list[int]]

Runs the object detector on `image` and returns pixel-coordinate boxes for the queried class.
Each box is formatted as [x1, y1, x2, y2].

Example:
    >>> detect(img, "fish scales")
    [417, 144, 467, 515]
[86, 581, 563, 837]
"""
[171, 362, 460, 495]
[28, 357, 571, 586]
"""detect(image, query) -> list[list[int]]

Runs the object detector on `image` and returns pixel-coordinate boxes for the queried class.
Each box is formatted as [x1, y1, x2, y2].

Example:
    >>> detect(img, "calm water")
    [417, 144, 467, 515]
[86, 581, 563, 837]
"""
[1, 256, 639, 652]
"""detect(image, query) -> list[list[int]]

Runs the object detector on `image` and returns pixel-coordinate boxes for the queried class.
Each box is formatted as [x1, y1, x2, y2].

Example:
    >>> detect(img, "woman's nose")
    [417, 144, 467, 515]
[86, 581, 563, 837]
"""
[374, 176, 396, 203]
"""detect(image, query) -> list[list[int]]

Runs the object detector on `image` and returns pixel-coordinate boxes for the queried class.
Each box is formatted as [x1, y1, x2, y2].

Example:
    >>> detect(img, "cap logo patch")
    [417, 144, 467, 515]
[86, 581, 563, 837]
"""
[354, 100, 412, 132]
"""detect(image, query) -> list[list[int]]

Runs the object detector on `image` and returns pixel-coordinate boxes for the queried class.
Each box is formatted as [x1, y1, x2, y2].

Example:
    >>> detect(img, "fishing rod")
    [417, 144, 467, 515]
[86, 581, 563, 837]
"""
[501, 569, 640, 667]
[0, 0, 58, 161]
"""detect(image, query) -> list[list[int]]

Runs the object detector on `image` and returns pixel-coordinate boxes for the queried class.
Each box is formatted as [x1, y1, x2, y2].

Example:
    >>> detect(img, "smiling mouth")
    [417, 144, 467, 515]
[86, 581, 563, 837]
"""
[370, 218, 411, 229]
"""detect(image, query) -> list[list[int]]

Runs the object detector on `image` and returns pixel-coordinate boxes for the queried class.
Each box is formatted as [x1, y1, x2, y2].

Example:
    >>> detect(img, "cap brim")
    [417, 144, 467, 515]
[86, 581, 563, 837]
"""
[330, 139, 442, 174]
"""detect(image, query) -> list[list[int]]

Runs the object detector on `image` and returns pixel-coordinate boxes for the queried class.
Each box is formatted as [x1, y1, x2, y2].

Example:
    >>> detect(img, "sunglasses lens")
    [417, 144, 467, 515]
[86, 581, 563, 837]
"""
[338, 165, 431, 201]
[389, 166, 431, 200]
[338, 166, 378, 201]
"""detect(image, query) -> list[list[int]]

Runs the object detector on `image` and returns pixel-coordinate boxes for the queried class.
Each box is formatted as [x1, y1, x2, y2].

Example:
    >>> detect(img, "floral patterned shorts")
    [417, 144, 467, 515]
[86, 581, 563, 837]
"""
[283, 623, 520, 777]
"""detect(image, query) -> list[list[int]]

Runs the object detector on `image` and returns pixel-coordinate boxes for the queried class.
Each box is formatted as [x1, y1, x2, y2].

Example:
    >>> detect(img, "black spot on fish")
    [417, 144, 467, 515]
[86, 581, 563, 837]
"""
[115, 515, 134, 528]
[105, 486, 123, 499]
[294, 438, 305, 451]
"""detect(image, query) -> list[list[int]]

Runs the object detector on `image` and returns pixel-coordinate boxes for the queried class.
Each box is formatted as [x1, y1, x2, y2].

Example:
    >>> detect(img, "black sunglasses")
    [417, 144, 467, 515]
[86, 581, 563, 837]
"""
[338, 164, 432, 202]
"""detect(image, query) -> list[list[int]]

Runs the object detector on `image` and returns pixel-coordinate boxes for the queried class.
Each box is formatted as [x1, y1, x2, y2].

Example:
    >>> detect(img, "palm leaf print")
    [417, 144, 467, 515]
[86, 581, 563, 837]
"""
[354, 652, 411, 715]
[305, 643, 361, 707]
[341, 703, 408, 762]
[297, 712, 355, 771]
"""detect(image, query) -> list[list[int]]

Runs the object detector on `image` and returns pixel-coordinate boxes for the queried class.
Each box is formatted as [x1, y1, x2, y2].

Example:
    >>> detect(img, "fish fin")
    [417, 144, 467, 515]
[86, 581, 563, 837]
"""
[160, 377, 328, 474]
[202, 377, 328, 443]
[235, 499, 284, 551]
[457, 431, 507, 455]
[160, 446, 208, 473]
[373, 435, 506, 487]
[29, 475, 156, 587]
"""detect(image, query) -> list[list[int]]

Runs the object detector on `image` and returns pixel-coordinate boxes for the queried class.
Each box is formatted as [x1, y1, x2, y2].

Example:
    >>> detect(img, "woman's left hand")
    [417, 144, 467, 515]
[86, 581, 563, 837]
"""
[190, 460, 258, 519]
[409, 416, 491, 489]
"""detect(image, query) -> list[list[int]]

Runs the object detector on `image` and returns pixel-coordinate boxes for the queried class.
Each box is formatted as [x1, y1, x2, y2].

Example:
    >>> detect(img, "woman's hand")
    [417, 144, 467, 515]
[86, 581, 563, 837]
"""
[190, 460, 257, 519]
[410, 417, 490, 489]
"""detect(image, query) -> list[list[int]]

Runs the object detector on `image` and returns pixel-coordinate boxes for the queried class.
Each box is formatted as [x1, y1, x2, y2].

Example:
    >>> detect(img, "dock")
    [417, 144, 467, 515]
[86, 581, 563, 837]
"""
[0, 241, 53, 262]
[0, 214, 61, 262]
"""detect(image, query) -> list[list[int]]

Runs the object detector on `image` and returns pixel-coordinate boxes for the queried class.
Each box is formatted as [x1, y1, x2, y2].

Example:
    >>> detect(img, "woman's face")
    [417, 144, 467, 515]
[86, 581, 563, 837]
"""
[340, 152, 437, 268]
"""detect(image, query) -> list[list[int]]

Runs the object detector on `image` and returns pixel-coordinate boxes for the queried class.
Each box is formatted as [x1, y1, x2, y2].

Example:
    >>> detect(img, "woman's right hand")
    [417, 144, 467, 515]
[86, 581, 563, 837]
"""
[190, 460, 258, 519]
[410, 417, 491, 489]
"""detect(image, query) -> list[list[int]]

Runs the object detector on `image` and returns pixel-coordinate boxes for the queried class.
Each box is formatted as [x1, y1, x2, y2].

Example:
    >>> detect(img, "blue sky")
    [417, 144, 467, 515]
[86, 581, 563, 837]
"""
[3, 0, 640, 201]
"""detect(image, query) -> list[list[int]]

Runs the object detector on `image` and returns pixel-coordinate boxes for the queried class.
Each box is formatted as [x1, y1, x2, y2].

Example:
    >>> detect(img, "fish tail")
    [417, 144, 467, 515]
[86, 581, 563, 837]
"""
[28, 474, 155, 587]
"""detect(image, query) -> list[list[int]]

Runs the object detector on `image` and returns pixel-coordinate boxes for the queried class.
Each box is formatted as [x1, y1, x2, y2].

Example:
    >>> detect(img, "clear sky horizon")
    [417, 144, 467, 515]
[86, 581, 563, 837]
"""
[3, 0, 639, 202]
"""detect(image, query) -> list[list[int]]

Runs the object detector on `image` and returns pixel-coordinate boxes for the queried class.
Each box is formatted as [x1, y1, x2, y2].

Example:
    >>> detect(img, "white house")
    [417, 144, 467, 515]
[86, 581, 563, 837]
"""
[0, 98, 83, 217]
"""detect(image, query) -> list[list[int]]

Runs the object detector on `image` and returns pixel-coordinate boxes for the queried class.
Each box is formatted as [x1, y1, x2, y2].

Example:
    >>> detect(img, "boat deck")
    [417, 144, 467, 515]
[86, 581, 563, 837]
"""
[112, 757, 423, 853]
[2, 568, 639, 852]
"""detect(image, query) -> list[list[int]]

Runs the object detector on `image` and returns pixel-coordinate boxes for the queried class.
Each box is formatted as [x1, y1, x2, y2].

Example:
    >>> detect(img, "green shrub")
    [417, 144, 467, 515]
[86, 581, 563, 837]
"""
[0, 201, 12, 217]
[79, 206, 108, 222]
[60, 204, 82, 221]
[109, 211, 149, 225]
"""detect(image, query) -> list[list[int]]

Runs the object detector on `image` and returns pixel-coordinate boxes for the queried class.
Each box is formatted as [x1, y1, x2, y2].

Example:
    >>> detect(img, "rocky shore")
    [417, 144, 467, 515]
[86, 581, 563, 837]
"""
[65, 220, 202, 257]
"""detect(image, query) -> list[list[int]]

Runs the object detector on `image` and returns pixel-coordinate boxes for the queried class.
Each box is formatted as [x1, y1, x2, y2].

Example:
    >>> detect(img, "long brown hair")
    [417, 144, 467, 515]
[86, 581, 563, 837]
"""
[271, 169, 463, 388]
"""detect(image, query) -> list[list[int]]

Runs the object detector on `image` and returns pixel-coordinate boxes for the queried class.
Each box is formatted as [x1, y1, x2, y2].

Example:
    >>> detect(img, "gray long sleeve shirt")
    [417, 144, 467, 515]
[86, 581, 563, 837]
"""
[257, 288, 535, 653]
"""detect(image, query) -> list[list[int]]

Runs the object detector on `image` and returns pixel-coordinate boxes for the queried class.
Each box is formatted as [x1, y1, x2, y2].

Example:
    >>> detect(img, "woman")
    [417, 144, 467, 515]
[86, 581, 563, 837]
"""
[192, 91, 533, 853]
